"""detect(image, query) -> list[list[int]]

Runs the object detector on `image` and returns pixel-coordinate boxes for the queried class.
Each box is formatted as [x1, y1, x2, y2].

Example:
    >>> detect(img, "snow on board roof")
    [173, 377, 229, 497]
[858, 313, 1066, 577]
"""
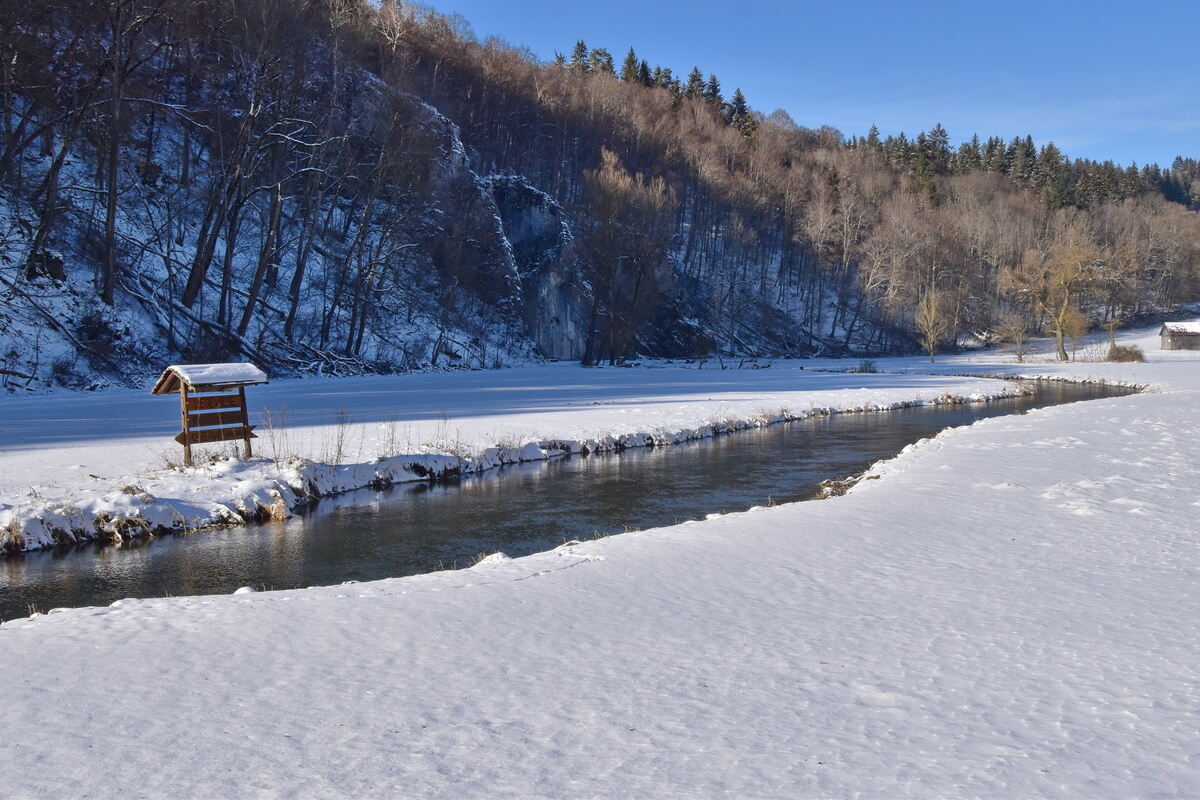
[151, 363, 269, 394]
[1160, 321, 1200, 335]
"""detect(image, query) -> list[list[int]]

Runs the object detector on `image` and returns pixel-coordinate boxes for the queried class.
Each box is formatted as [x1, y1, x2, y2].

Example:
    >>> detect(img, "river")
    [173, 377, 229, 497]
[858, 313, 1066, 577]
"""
[0, 381, 1136, 621]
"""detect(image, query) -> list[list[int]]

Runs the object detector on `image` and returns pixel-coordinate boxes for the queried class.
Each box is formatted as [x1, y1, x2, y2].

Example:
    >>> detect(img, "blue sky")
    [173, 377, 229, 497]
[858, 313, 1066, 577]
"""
[421, 0, 1198, 168]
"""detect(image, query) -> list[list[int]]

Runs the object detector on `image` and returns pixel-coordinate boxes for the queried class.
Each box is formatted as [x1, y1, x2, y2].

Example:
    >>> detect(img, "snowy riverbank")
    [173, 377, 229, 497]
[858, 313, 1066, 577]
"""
[1, 367, 1028, 552]
[2, 324, 1199, 797]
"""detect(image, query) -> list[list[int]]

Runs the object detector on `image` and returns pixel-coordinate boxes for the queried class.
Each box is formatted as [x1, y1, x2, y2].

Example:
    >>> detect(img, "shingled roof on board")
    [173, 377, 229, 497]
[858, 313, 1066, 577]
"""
[151, 363, 269, 394]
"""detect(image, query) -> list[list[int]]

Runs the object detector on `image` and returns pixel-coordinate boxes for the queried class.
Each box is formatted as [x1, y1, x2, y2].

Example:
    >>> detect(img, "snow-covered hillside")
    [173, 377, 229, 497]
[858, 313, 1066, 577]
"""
[0, 71, 558, 389]
[1, 325, 1198, 797]
[9, 0, 1197, 394]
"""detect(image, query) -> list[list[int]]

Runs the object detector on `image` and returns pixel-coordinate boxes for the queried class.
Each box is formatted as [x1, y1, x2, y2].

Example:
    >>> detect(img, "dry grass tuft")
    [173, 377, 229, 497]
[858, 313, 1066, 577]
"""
[1107, 344, 1145, 362]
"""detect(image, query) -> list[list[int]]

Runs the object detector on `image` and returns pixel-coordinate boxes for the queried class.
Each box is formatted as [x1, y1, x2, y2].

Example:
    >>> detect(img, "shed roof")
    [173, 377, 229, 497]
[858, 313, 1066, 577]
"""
[1160, 321, 1200, 335]
[151, 363, 269, 395]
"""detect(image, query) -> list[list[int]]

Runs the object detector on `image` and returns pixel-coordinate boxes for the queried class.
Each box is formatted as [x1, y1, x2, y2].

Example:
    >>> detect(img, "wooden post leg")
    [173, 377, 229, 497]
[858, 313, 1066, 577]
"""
[180, 386, 193, 467]
[239, 386, 252, 459]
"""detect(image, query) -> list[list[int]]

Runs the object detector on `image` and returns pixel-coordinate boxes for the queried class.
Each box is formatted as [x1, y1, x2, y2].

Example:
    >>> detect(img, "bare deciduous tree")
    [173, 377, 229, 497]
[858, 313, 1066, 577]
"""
[995, 313, 1030, 362]
[915, 289, 950, 362]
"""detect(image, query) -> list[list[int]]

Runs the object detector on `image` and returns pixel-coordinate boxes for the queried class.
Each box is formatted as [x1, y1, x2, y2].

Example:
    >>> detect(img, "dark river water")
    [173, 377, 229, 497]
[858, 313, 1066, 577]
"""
[0, 381, 1136, 621]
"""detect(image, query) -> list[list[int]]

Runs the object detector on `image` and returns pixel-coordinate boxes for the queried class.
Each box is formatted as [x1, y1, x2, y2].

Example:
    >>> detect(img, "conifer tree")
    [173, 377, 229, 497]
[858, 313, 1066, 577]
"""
[1021, 135, 1038, 178]
[569, 40, 589, 74]
[637, 59, 652, 86]
[911, 132, 934, 193]
[926, 122, 951, 175]
[589, 47, 615, 75]
[983, 136, 1007, 172]
[885, 133, 910, 169]
[685, 67, 705, 100]
[1036, 142, 1071, 208]
[864, 124, 882, 151]
[1005, 135, 1036, 181]
[1142, 163, 1163, 190]
[1094, 161, 1119, 202]
[703, 73, 723, 105]
[1034, 143, 1063, 185]
[1121, 163, 1142, 199]
[620, 47, 639, 82]
[953, 134, 982, 173]
[725, 88, 755, 136]
[725, 88, 748, 122]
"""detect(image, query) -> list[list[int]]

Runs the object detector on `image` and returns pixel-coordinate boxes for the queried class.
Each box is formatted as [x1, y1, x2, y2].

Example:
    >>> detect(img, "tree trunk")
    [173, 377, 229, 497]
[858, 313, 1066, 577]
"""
[218, 204, 243, 328]
[238, 184, 282, 336]
[285, 172, 326, 340]
[101, 7, 123, 306]
[1053, 299, 1069, 361]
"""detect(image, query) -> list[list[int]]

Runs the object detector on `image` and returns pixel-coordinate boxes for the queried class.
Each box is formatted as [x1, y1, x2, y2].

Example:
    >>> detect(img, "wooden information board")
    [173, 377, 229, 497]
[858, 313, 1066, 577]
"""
[152, 364, 268, 467]
[174, 385, 256, 464]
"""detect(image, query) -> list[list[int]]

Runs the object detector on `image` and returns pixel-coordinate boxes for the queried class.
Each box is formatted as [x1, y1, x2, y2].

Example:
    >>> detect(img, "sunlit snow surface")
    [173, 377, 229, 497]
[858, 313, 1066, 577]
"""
[1, 324, 1198, 797]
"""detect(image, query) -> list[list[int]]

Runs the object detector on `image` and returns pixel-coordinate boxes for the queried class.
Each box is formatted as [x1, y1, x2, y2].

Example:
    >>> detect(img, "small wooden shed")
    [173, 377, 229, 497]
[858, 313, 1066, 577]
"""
[1159, 322, 1200, 350]
[152, 363, 269, 466]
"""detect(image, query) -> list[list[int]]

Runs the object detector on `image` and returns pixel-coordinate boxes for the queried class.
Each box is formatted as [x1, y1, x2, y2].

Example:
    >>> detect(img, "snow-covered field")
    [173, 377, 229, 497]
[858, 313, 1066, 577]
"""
[2, 325, 1198, 797]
